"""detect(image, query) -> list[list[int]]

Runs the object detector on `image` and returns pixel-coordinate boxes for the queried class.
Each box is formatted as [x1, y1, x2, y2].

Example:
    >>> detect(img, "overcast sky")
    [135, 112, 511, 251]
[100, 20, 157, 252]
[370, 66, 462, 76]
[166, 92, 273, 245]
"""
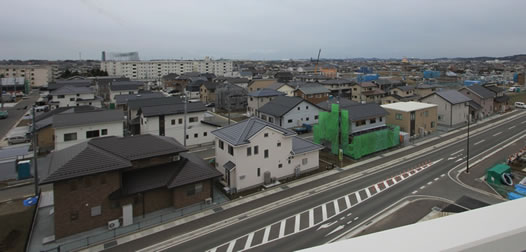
[1, 0, 525, 60]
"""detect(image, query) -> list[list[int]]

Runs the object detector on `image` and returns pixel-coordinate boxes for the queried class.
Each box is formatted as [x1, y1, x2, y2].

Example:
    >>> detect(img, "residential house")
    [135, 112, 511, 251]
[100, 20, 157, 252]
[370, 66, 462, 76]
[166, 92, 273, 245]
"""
[92, 76, 130, 101]
[212, 117, 323, 193]
[247, 79, 277, 92]
[459, 85, 496, 118]
[319, 79, 354, 99]
[293, 83, 330, 104]
[484, 85, 510, 112]
[247, 89, 285, 117]
[139, 102, 217, 146]
[382, 86, 419, 104]
[316, 97, 358, 111]
[274, 72, 293, 83]
[215, 83, 248, 111]
[200, 82, 217, 104]
[420, 90, 470, 128]
[414, 84, 440, 97]
[109, 81, 144, 104]
[266, 82, 295, 96]
[373, 78, 406, 92]
[223, 77, 250, 89]
[351, 82, 385, 104]
[258, 96, 322, 128]
[47, 79, 93, 92]
[48, 109, 124, 151]
[40, 134, 221, 239]
[161, 73, 181, 91]
[382, 102, 438, 137]
[114, 92, 165, 111]
[346, 103, 388, 134]
[294, 74, 332, 83]
[126, 96, 183, 134]
[49, 86, 102, 109]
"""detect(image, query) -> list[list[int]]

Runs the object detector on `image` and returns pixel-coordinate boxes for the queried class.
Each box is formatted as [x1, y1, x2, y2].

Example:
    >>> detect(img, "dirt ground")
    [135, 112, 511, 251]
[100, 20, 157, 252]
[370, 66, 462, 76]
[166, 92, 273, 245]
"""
[0, 199, 35, 252]
[319, 149, 355, 168]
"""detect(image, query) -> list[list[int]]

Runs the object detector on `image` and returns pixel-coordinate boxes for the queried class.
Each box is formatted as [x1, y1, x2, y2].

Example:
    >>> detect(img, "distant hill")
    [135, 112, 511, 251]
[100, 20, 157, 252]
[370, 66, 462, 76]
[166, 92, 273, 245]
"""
[442, 54, 526, 62]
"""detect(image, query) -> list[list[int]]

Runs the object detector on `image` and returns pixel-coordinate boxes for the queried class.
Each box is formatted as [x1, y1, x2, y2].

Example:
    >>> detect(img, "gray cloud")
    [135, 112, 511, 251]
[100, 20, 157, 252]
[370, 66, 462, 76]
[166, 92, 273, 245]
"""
[1, 0, 525, 60]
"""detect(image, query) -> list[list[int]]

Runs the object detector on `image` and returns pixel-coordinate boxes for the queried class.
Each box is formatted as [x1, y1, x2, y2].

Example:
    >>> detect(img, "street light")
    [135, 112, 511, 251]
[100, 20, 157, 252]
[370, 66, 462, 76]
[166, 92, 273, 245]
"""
[465, 102, 470, 174]
[182, 92, 188, 147]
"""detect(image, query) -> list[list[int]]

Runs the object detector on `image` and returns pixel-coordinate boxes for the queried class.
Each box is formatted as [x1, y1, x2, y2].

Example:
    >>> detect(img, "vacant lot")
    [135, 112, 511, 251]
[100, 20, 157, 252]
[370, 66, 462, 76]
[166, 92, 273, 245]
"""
[0, 199, 35, 252]
[509, 91, 526, 104]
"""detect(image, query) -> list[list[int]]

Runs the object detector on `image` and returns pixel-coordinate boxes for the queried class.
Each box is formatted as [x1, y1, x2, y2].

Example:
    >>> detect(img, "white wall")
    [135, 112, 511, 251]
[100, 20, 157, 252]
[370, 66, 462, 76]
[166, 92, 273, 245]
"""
[259, 100, 321, 128]
[247, 96, 274, 116]
[52, 93, 98, 108]
[55, 121, 124, 150]
[110, 90, 138, 103]
[140, 111, 217, 146]
[351, 116, 386, 133]
[421, 95, 468, 127]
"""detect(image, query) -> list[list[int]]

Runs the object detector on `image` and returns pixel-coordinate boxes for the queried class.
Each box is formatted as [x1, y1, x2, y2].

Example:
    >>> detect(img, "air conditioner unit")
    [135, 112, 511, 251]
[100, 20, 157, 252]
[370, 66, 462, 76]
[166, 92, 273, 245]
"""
[108, 219, 120, 230]
[204, 198, 212, 204]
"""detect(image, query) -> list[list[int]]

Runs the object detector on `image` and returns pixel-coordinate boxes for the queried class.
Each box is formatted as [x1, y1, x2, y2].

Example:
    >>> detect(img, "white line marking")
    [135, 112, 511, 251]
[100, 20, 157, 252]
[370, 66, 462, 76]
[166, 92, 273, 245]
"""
[345, 195, 351, 209]
[374, 184, 380, 192]
[244, 233, 254, 250]
[347, 220, 353, 225]
[509, 126, 516, 130]
[347, 212, 352, 217]
[434, 177, 439, 181]
[420, 186, 425, 190]
[391, 178, 397, 184]
[294, 215, 300, 233]
[365, 188, 371, 198]
[325, 225, 344, 237]
[441, 174, 446, 177]
[354, 217, 359, 221]
[412, 191, 418, 194]
[209, 248, 217, 252]
[340, 217, 345, 221]
[383, 181, 389, 188]
[522, 121, 526, 124]
[493, 132, 502, 137]
[279, 220, 286, 238]
[355, 191, 362, 203]
[308, 209, 314, 227]
[322, 204, 328, 220]
[427, 181, 432, 185]
[450, 149, 464, 156]
[262, 226, 271, 244]
[474, 140, 485, 146]
[334, 199, 341, 213]
[456, 158, 463, 163]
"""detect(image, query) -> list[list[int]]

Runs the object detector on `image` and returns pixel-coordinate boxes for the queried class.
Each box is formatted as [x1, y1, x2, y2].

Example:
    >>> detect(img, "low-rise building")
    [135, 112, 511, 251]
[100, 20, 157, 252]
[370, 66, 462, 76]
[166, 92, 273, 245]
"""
[247, 79, 277, 92]
[109, 81, 144, 104]
[212, 118, 323, 193]
[247, 89, 285, 117]
[215, 83, 248, 111]
[420, 90, 470, 128]
[0, 64, 54, 87]
[317, 99, 387, 134]
[258, 96, 322, 128]
[351, 82, 386, 103]
[459, 85, 496, 119]
[414, 84, 440, 97]
[40, 134, 221, 239]
[200, 82, 216, 104]
[49, 86, 102, 109]
[382, 102, 438, 137]
[382, 86, 419, 104]
[319, 79, 354, 99]
[484, 85, 510, 112]
[266, 82, 295, 96]
[293, 83, 330, 104]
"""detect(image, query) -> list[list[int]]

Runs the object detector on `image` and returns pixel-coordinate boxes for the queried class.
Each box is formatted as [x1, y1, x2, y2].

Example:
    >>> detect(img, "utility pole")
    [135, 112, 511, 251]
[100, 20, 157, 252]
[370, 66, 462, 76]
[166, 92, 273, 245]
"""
[466, 110, 470, 174]
[32, 105, 39, 195]
[183, 92, 187, 147]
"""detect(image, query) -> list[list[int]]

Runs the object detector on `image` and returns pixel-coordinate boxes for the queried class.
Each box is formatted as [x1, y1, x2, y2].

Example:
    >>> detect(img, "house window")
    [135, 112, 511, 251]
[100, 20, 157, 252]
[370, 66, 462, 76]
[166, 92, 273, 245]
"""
[261, 115, 267, 120]
[302, 158, 308, 165]
[64, 133, 77, 141]
[297, 107, 300, 110]
[306, 117, 309, 121]
[70, 98, 75, 101]
[431, 121, 435, 128]
[186, 183, 202, 196]
[379, 117, 383, 122]
[438, 115, 443, 121]
[315, 115, 319, 120]
[101, 129, 108, 136]
[247, 147, 252, 156]
[194, 133, 198, 138]
[171, 119, 176, 125]
[203, 132, 207, 137]
[189, 117, 198, 123]
[424, 111, 429, 117]
[257, 168, 261, 177]
[278, 163, 283, 168]
[288, 160, 291, 164]
[306, 106, 309, 110]
[178, 118, 183, 124]
[91, 206, 101, 217]
[356, 120, 366, 126]
[370, 118, 376, 124]
[264, 133, 269, 138]
[86, 130, 100, 139]
[264, 149, 269, 158]
[395, 113, 403, 120]
[269, 117, 274, 123]
[186, 135, 189, 139]
[254, 145, 259, 155]
[228, 145, 234, 156]
[277, 142, 281, 147]
[58, 95, 65, 98]
[219, 140, 224, 150]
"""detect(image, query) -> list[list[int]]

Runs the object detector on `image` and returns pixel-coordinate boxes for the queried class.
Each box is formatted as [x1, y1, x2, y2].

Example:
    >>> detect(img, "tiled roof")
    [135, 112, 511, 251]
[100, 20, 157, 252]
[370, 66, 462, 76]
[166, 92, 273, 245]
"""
[396, 85, 416, 91]
[346, 103, 388, 121]
[428, 90, 471, 104]
[115, 92, 165, 105]
[296, 83, 330, 95]
[291, 136, 323, 155]
[52, 109, 124, 128]
[110, 81, 144, 91]
[358, 82, 377, 88]
[201, 81, 217, 91]
[212, 117, 296, 146]
[320, 79, 354, 85]
[463, 85, 496, 99]
[140, 102, 207, 117]
[316, 97, 359, 111]
[248, 88, 286, 97]
[127, 96, 183, 110]
[483, 85, 505, 94]
[258, 96, 305, 117]
[50, 86, 94, 95]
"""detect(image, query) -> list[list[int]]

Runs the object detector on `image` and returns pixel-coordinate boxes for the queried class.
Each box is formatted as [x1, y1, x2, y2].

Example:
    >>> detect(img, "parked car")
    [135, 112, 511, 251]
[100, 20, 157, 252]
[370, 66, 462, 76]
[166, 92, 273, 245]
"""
[0, 110, 7, 119]
[515, 102, 526, 109]
[8, 135, 30, 145]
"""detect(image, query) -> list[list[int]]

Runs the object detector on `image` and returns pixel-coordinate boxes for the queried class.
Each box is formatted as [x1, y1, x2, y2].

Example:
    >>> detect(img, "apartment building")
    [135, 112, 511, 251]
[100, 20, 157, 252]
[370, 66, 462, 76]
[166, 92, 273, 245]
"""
[100, 57, 233, 80]
[0, 65, 54, 87]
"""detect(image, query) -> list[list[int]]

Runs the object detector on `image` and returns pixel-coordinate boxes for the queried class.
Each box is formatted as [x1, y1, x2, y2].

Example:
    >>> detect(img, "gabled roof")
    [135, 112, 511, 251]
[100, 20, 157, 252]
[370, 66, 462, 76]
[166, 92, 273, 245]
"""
[115, 92, 165, 105]
[50, 85, 94, 96]
[295, 83, 330, 95]
[346, 103, 388, 121]
[248, 88, 285, 97]
[201, 81, 217, 91]
[127, 96, 183, 110]
[316, 97, 359, 111]
[468, 100, 482, 110]
[422, 90, 471, 105]
[320, 79, 354, 85]
[483, 85, 505, 94]
[89, 135, 186, 161]
[462, 85, 496, 99]
[259, 96, 317, 117]
[47, 81, 92, 91]
[141, 102, 207, 117]
[53, 109, 124, 128]
[110, 81, 144, 91]
[291, 136, 323, 155]
[395, 85, 416, 91]
[357, 82, 377, 88]
[267, 82, 289, 90]
[212, 117, 296, 146]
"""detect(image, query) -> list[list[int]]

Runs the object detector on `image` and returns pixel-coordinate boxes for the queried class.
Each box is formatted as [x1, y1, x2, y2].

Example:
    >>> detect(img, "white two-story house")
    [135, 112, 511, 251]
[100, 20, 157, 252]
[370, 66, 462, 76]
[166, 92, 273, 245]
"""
[53, 110, 124, 150]
[212, 117, 323, 193]
[49, 86, 102, 109]
[258, 96, 322, 128]
[139, 102, 217, 146]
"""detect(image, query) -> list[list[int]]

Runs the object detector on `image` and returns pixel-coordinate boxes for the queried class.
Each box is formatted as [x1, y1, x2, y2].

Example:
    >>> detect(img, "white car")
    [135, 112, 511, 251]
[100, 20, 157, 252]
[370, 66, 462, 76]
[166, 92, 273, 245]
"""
[515, 102, 526, 109]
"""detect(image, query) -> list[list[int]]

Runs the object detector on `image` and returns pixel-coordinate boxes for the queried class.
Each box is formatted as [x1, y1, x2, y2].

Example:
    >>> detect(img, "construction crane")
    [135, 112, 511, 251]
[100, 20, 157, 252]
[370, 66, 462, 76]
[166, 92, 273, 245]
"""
[314, 49, 321, 74]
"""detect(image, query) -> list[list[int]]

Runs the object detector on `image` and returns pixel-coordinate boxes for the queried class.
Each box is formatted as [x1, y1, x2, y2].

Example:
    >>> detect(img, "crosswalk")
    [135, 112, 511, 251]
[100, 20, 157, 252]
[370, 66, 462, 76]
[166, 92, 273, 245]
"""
[206, 160, 438, 252]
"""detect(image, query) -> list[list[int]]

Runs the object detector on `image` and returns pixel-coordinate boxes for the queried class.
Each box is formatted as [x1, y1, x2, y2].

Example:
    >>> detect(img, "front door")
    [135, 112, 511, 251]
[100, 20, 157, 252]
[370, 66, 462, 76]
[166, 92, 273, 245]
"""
[225, 169, 231, 187]
[159, 115, 165, 136]
[122, 204, 133, 227]
[410, 111, 416, 136]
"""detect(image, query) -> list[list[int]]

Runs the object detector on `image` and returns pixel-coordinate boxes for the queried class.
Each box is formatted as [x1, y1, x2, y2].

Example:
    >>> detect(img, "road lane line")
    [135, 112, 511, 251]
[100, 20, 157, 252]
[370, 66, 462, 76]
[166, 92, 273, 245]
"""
[208, 248, 217, 252]
[355, 191, 362, 203]
[365, 188, 371, 198]
[342, 196, 350, 209]
[450, 149, 464, 156]
[474, 140, 485, 146]
[509, 126, 516, 130]
[262, 226, 271, 243]
[427, 181, 432, 185]
[493, 132, 502, 137]
[383, 181, 389, 188]
[322, 204, 328, 220]
[374, 184, 380, 192]
[244, 232, 254, 250]
[334, 199, 341, 214]
[278, 220, 286, 238]
[226, 240, 236, 252]
[391, 178, 397, 184]
[522, 121, 526, 124]
[412, 191, 417, 194]
[441, 174, 445, 177]
[294, 215, 300, 233]
[308, 209, 314, 227]
[434, 177, 439, 181]
[420, 186, 425, 190]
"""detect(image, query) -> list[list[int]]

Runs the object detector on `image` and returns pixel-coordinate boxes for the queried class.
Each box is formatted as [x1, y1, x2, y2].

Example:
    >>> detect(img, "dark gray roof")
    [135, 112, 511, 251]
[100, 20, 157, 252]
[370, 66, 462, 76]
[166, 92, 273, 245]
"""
[291, 136, 323, 155]
[468, 100, 482, 110]
[427, 90, 471, 104]
[320, 79, 354, 85]
[52, 109, 123, 128]
[223, 161, 236, 171]
[89, 135, 187, 161]
[50, 86, 94, 95]
[463, 85, 496, 99]
[128, 96, 183, 110]
[162, 73, 179, 80]
[346, 103, 388, 121]
[266, 82, 287, 90]
[316, 97, 359, 111]
[484, 85, 505, 94]
[168, 152, 222, 188]
[396, 85, 416, 91]
[110, 81, 144, 91]
[212, 117, 296, 146]
[248, 88, 285, 97]
[141, 102, 207, 117]
[416, 83, 441, 89]
[259, 96, 315, 117]
[115, 92, 165, 105]
[495, 95, 510, 103]
[47, 81, 92, 91]
[201, 81, 217, 91]
[357, 82, 377, 88]
[295, 83, 330, 95]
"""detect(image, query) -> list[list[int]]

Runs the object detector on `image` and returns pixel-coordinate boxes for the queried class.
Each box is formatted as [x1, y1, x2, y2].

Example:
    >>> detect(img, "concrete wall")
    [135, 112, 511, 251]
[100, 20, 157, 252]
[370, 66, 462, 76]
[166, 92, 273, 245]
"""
[55, 121, 124, 150]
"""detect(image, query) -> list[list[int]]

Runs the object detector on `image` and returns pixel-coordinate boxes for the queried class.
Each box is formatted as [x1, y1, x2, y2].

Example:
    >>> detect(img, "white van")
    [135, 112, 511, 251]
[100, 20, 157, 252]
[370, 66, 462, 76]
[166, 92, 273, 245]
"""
[515, 102, 526, 109]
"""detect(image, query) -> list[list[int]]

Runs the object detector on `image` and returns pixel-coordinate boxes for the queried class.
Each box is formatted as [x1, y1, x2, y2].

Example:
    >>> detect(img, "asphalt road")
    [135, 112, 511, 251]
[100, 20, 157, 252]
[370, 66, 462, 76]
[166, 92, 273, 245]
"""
[0, 92, 39, 140]
[107, 110, 526, 252]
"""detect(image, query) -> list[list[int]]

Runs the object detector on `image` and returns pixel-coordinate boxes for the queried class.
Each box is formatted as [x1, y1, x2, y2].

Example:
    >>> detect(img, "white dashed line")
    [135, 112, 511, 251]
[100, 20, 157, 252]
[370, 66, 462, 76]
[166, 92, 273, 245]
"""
[434, 177, 439, 181]
[347, 220, 353, 225]
[412, 191, 418, 194]
[245, 233, 254, 250]
[322, 204, 328, 220]
[262, 226, 271, 243]
[279, 220, 286, 238]
[441, 174, 446, 177]
[493, 132, 502, 137]
[420, 186, 425, 190]
[474, 140, 485, 146]
[334, 199, 341, 213]
[345, 195, 351, 209]
[308, 210, 314, 227]
[427, 181, 433, 185]
[355, 191, 362, 203]
[383, 181, 389, 188]
[225, 240, 235, 252]
[365, 188, 372, 198]
[450, 149, 464, 155]
[509, 126, 516, 130]
[374, 184, 380, 192]
[294, 215, 300, 233]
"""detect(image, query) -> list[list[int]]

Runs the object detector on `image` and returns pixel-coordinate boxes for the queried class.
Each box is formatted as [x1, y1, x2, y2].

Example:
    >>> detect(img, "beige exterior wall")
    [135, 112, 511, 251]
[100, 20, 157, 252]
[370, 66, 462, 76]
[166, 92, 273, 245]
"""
[0, 65, 53, 87]
[383, 105, 437, 137]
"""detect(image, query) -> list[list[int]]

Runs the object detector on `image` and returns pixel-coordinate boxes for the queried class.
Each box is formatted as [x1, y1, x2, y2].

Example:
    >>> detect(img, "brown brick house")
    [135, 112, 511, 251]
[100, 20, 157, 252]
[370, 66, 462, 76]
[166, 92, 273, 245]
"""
[41, 134, 221, 239]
